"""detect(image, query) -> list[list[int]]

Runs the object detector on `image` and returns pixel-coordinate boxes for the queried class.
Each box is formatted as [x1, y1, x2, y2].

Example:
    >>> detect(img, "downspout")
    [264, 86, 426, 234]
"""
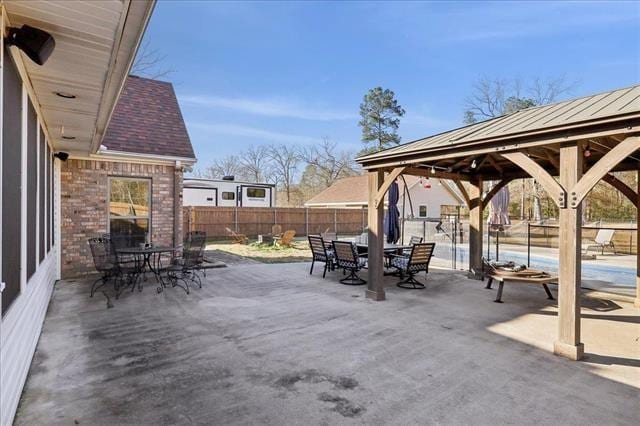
[174, 160, 182, 247]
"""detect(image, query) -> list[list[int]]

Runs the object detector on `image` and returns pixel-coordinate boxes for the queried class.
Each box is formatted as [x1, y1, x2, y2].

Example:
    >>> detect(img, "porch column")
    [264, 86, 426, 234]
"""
[468, 177, 483, 279]
[366, 170, 385, 301]
[554, 144, 584, 360]
[636, 170, 640, 308]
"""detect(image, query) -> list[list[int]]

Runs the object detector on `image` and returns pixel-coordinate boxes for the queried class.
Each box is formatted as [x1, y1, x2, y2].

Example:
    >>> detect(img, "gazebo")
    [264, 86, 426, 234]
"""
[356, 84, 640, 360]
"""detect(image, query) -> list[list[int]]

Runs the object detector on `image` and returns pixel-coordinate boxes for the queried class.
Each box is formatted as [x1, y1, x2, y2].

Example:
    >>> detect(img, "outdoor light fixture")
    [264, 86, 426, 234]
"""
[431, 166, 436, 174]
[5, 25, 55, 65]
[584, 145, 592, 157]
[471, 159, 477, 169]
[53, 152, 69, 161]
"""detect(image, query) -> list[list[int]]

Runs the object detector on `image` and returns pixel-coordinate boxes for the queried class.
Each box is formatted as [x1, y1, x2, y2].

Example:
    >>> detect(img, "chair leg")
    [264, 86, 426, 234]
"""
[322, 262, 327, 278]
[397, 272, 425, 289]
[542, 283, 554, 300]
[310, 260, 315, 275]
[90, 276, 108, 297]
[485, 278, 493, 289]
[339, 269, 366, 285]
[494, 281, 504, 303]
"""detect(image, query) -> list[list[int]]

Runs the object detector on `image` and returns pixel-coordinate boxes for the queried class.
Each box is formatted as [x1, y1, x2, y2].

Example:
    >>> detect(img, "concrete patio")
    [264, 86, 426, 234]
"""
[15, 262, 639, 425]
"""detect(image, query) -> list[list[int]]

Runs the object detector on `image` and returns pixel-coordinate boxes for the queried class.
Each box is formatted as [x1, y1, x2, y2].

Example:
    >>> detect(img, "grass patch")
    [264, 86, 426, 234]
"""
[206, 240, 312, 264]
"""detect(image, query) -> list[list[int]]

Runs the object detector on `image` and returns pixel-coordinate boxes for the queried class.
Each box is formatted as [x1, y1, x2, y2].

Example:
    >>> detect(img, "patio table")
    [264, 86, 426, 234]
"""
[116, 246, 179, 290]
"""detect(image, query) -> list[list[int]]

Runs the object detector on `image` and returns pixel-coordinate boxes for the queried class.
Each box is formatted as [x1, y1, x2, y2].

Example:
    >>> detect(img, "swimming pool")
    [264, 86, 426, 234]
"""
[432, 245, 636, 287]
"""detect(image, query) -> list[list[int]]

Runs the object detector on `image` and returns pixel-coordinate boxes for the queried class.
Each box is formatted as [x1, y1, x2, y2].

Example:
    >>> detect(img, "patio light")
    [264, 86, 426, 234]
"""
[54, 152, 69, 161]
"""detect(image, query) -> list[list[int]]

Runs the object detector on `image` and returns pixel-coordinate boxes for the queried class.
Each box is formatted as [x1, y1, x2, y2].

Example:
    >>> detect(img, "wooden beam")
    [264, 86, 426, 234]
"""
[482, 178, 514, 210]
[636, 170, 640, 308]
[453, 179, 471, 208]
[601, 173, 638, 205]
[367, 170, 385, 301]
[449, 155, 476, 172]
[403, 167, 471, 181]
[486, 154, 503, 174]
[554, 144, 584, 361]
[569, 136, 640, 207]
[468, 177, 483, 279]
[501, 152, 566, 207]
[374, 166, 406, 209]
[543, 148, 560, 170]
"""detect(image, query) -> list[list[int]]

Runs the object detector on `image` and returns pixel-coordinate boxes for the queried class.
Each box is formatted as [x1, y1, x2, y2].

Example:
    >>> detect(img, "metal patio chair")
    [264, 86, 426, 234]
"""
[584, 229, 616, 255]
[308, 235, 335, 278]
[167, 232, 206, 294]
[88, 236, 119, 297]
[332, 240, 367, 285]
[185, 231, 207, 277]
[390, 242, 435, 289]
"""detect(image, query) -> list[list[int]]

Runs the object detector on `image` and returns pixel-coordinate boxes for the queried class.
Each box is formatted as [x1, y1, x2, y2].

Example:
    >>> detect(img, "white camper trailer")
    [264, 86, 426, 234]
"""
[184, 177, 276, 207]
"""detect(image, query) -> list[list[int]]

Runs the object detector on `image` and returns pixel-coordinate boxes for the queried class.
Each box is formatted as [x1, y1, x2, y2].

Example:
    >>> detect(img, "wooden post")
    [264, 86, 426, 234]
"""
[468, 177, 483, 279]
[636, 170, 640, 308]
[554, 143, 584, 360]
[366, 170, 385, 301]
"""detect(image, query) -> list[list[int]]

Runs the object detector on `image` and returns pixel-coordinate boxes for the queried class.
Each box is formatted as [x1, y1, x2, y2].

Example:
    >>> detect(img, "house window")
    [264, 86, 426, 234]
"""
[247, 187, 266, 198]
[418, 205, 428, 218]
[109, 178, 151, 246]
[222, 191, 235, 200]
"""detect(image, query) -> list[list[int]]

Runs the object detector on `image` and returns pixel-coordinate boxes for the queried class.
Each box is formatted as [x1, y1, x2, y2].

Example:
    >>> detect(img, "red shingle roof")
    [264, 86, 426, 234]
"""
[102, 75, 195, 159]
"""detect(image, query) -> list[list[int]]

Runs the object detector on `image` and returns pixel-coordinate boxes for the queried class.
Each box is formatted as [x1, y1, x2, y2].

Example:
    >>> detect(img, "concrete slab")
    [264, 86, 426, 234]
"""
[15, 263, 639, 425]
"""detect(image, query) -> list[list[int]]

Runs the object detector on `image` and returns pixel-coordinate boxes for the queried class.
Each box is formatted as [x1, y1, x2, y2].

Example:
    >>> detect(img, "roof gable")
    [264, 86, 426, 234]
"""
[102, 75, 195, 159]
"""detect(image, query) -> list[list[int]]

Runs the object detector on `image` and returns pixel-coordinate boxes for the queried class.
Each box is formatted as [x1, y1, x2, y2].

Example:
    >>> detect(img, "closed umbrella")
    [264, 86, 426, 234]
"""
[488, 185, 511, 226]
[384, 180, 400, 243]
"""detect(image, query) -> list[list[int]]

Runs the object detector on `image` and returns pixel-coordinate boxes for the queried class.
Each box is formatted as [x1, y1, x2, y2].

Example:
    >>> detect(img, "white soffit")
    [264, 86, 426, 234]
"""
[3, 0, 155, 154]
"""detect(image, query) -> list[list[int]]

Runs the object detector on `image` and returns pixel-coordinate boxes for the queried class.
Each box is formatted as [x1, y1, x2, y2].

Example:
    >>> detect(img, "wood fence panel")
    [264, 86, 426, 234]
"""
[184, 206, 368, 239]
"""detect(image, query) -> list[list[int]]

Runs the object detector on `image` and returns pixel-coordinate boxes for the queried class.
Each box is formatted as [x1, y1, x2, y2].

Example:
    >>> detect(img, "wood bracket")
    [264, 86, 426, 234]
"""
[501, 152, 566, 208]
[374, 167, 406, 209]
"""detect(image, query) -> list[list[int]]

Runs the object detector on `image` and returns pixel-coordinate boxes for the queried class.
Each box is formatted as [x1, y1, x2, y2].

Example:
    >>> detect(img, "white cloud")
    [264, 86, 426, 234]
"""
[188, 122, 323, 145]
[180, 94, 357, 121]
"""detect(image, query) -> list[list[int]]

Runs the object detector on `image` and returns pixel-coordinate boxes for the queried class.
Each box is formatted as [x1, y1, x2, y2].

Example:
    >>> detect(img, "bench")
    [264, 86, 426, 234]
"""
[485, 269, 557, 303]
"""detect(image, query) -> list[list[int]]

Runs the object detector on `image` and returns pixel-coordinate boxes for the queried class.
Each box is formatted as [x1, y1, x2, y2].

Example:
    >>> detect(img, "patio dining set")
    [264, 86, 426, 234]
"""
[87, 231, 208, 298]
[308, 234, 436, 289]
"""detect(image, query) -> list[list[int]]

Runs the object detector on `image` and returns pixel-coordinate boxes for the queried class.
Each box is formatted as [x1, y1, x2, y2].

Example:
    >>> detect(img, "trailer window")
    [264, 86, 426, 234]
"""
[109, 178, 151, 246]
[222, 192, 235, 200]
[247, 188, 266, 198]
[418, 205, 428, 218]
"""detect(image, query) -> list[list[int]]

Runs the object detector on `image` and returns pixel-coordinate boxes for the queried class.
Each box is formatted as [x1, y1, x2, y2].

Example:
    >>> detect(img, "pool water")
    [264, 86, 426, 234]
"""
[433, 245, 636, 287]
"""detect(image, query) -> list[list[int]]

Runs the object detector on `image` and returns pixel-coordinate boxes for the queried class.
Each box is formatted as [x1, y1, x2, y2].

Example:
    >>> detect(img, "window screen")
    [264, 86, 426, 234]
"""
[26, 98, 37, 280]
[109, 178, 151, 247]
[247, 187, 266, 198]
[39, 127, 46, 262]
[2, 48, 23, 313]
[222, 192, 235, 200]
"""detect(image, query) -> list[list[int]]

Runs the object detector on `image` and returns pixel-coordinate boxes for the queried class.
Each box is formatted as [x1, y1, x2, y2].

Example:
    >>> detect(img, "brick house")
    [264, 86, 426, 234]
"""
[61, 75, 196, 278]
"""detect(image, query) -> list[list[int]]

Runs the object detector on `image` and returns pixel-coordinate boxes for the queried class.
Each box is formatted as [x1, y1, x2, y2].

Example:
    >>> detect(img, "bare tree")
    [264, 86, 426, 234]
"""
[464, 76, 576, 221]
[200, 155, 243, 180]
[300, 137, 359, 188]
[131, 40, 174, 79]
[239, 145, 270, 182]
[266, 144, 300, 204]
[463, 76, 574, 124]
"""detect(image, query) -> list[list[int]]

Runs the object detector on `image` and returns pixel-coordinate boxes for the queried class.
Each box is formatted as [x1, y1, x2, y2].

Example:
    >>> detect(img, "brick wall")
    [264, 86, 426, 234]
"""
[61, 158, 183, 278]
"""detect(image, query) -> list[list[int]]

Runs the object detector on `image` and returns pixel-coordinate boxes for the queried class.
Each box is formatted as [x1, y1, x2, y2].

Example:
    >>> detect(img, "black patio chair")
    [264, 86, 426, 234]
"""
[166, 232, 206, 294]
[390, 242, 435, 289]
[88, 236, 119, 297]
[185, 231, 207, 277]
[332, 240, 367, 285]
[308, 235, 335, 278]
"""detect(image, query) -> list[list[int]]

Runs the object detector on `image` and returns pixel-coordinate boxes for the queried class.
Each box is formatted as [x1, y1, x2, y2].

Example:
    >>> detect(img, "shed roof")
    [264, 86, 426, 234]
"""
[102, 75, 196, 160]
[357, 84, 640, 169]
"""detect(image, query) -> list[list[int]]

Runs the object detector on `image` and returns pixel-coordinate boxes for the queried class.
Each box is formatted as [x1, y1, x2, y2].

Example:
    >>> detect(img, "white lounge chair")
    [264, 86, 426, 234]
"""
[584, 229, 616, 255]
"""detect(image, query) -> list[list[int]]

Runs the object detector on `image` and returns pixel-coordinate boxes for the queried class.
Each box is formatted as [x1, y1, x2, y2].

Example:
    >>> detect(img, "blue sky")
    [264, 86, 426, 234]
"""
[140, 1, 639, 168]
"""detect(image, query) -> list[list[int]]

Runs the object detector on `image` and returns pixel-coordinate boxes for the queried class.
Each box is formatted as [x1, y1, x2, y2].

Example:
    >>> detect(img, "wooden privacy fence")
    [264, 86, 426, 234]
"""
[184, 206, 368, 239]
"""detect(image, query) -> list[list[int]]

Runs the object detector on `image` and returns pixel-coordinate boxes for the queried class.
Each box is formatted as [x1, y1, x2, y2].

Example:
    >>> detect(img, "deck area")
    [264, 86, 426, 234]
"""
[15, 262, 639, 425]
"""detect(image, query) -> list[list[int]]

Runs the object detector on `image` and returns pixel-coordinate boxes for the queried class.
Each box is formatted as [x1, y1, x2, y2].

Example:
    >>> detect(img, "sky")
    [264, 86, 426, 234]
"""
[139, 1, 640, 170]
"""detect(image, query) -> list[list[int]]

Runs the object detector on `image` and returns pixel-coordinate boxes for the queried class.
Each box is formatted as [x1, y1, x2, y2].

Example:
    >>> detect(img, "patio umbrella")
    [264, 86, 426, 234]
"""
[384, 180, 400, 243]
[488, 185, 511, 226]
